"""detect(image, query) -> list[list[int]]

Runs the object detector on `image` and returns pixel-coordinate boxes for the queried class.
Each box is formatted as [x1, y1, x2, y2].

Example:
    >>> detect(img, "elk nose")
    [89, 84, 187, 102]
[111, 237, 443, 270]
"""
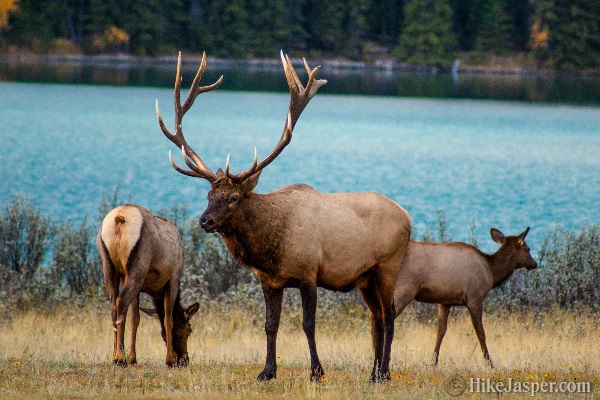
[200, 216, 214, 230]
[528, 261, 538, 270]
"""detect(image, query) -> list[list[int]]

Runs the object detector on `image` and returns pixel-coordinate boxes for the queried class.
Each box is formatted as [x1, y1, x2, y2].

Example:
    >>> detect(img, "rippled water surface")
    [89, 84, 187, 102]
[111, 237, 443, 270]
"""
[1, 82, 598, 252]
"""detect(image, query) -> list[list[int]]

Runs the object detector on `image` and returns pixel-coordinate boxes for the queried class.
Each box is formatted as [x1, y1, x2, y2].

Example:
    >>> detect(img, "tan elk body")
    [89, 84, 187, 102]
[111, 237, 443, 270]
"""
[155, 52, 412, 381]
[394, 227, 537, 367]
[97, 204, 199, 367]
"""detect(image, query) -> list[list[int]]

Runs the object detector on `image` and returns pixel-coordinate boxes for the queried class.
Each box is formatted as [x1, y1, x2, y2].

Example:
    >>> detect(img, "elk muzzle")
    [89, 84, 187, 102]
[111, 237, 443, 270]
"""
[199, 215, 216, 232]
[526, 261, 538, 270]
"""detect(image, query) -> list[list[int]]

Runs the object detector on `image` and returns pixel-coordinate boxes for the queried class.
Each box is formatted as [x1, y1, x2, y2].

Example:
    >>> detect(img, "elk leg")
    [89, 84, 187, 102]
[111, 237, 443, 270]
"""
[115, 305, 127, 366]
[432, 304, 451, 366]
[114, 276, 143, 366]
[99, 243, 121, 364]
[376, 273, 397, 382]
[257, 285, 284, 381]
[467, 305, 494, 368]
[359, 280, 385, 382]
[299, 282, 324, 382]
[163, 281, 178, 367]
[126, 294, 140, 365]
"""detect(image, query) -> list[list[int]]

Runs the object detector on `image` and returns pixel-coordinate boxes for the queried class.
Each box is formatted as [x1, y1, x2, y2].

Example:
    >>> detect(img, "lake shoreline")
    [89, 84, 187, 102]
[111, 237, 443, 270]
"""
[3, 52, 600, 78]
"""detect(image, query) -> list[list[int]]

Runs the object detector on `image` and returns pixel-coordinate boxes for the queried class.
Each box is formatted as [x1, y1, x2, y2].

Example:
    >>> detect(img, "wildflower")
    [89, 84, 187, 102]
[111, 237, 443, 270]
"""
[320, 376, 326, 382]
[208, 339, 214, 343]
[13, 360, 20, 367]
[527, 376, 534, 381]
[276, 355, 281, 359]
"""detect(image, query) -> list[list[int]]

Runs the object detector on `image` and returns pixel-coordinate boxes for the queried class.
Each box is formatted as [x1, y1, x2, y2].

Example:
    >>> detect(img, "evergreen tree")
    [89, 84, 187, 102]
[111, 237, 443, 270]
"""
[474, 0, 513, 54]
[530, 0, 600, 70]
[394, 0, 457, 67]
[0, 0, 18, 47]
[244, 0, 290, 57]
[203, 0, 249, 57]
[550, 0, 600, 69]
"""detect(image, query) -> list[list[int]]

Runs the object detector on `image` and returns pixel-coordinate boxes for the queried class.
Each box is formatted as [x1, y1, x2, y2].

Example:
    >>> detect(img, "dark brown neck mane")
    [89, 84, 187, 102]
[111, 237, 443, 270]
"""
[219, 192, 289, 272]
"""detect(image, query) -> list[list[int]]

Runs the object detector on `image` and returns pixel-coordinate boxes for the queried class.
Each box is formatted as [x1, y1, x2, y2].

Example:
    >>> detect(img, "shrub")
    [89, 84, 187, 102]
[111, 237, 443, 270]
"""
[52, 216, 102, 297]
[0, 194, 51, 311]
[1, 194, 598, 317]
[0, 194, 51, 284]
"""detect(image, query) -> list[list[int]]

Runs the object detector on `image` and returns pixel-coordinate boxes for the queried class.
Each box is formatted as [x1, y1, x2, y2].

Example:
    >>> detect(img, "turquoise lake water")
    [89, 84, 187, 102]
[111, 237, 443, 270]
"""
[0, 82, 598, 252]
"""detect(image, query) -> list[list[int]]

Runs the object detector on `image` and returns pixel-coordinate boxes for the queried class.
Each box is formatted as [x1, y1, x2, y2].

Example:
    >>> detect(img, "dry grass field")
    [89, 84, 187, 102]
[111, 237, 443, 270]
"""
[0, 302, 598, 399]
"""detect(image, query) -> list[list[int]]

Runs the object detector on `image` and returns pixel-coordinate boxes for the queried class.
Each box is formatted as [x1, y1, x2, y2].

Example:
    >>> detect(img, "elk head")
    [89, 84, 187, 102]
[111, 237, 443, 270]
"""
[491, 227, 538, 270]
[156, 51, 326, 233]
[141, 302, 199, 367]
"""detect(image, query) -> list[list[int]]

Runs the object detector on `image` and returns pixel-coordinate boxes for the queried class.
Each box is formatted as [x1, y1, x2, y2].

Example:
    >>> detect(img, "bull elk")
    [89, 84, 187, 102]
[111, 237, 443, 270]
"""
[155, 52, 412, 381]
[96, 204, 200, 367]
[394, 227, 537, 367]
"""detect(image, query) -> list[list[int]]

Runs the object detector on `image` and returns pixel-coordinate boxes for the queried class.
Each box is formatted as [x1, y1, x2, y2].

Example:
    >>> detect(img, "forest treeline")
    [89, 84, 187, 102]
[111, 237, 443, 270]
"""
[0, 0, 599, 70]
[0, 192, 598, 322]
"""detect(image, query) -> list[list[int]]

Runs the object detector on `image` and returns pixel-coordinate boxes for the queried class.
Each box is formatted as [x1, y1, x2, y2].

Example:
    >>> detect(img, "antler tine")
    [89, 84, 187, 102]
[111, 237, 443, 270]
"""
[157, 52, 223, 182]
[226, 52, 326, 184]
[168, 149, 212, 179]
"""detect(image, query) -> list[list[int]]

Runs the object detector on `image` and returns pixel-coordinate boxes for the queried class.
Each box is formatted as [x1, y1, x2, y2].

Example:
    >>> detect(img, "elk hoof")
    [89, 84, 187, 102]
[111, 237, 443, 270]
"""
[257, 366, 276, 381]
[113, 358, 128, 367]
[370, 370, 391, 383]
[177, 355, 190, 368]
[310, 365, 325, 383]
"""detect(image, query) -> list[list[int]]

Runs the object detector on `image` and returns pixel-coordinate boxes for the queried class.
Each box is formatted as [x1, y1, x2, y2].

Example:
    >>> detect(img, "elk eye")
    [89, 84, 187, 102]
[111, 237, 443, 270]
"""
[230, 194, 239, 203]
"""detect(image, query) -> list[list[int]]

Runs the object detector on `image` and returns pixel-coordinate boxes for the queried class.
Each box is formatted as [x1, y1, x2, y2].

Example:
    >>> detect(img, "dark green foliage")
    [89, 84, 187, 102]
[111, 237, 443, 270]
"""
[3, 0, 600, 69]
[474, 0, 513, 55]
[530, 0, 600, 70]
[548, 0, 600, 70]
[393, 0, 458, 68]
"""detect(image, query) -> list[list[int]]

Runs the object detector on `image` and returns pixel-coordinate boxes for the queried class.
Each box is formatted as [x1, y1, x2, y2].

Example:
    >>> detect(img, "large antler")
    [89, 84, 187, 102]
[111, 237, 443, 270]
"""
[225, 51, 327, 183]
[156, 51, 223, 182]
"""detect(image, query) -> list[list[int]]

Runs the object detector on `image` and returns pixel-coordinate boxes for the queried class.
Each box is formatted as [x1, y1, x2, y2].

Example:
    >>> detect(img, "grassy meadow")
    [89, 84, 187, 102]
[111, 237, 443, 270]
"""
[0, 303, 597, 399]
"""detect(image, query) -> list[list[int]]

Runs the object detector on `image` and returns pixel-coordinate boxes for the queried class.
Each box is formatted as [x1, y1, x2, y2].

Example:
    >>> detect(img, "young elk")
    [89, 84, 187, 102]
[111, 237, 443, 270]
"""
[97, 204, 200, 367]
[394, 227, 537, 368]
[155, 52, 412, 382]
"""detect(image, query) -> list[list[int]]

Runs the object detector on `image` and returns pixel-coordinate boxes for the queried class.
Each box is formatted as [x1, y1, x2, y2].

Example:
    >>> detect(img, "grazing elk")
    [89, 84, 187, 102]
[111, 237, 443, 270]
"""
[97, 204, 200, 367]
[394, 227, 537, 368]
[155, 52, 412, 381]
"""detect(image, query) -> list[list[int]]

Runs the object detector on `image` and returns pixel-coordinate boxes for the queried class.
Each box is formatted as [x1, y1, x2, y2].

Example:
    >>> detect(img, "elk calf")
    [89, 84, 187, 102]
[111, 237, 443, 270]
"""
[394, 227, 537, 367]
[97, 204, 199, 367]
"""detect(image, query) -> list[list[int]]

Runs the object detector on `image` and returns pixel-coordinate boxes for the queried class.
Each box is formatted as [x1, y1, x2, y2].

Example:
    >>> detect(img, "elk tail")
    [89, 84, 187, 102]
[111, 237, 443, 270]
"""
[114, 214, 126, 244]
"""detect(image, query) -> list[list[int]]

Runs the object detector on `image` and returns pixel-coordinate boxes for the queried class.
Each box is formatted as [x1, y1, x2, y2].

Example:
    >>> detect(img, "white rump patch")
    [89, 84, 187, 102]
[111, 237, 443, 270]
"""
[101, 205, 143, 273]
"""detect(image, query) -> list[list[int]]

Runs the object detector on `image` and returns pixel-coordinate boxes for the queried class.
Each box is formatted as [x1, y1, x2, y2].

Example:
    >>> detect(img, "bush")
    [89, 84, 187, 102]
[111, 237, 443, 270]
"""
[0, 194, 51, 305]
[0, 193, 598, 318]
[52, 216, 102, 297]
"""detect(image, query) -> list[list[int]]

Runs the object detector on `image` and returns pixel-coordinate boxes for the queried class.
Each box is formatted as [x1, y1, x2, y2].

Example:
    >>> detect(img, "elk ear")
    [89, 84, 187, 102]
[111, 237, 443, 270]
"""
[490, 228, 505, 244]
[242, 170, 262, 192]
[518, 227, 530, 240]
[185, 302, 200, 321]
[140, 307, 160, 320]
[215, 168, 226, 179]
